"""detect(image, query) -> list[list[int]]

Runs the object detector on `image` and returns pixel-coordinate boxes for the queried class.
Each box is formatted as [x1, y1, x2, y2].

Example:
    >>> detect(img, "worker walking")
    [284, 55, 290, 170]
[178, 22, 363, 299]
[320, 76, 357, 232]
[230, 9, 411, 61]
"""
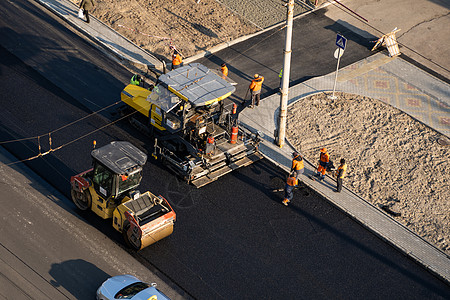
[79, 0, 95, 23]
[171, 50, 182, 70]
[291, 152, 304, 180]
[316, 147, 330, 181]
[334, 158, 347, 192]
[249, 74, 264, 107]
[282, 172, 298, 206]
[221, 63, 228, 77]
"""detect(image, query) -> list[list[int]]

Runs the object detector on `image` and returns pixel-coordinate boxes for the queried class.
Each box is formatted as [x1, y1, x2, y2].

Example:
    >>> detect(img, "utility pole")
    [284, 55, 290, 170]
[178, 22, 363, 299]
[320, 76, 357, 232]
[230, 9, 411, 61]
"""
[276, 0, 294, 148]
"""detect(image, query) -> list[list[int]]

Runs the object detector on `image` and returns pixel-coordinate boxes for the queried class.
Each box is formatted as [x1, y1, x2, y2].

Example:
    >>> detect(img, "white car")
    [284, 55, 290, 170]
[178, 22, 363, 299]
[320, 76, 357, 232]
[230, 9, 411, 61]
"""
[97, 275, 171, 300]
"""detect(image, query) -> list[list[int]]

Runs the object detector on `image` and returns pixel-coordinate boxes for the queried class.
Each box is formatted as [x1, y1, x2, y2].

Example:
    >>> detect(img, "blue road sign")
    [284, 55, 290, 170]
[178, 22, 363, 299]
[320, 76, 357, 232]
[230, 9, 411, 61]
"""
[336, 34, 347, 50]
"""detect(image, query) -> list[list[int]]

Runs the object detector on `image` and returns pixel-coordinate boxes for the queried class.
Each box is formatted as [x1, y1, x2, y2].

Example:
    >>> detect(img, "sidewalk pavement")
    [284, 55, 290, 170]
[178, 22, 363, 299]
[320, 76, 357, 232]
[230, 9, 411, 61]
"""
[34, 0, 450, 284]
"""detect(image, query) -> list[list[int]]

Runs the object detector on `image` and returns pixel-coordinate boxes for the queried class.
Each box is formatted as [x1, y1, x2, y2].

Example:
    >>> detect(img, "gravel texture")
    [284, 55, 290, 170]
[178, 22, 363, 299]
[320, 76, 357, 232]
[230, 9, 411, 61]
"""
[287, 92, 450, 255]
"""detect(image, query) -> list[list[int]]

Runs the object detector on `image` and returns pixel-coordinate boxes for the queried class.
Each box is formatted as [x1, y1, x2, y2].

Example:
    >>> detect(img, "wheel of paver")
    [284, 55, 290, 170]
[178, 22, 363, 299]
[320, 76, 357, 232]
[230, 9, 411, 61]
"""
[122, 222, 142, 251]
[71, 188, 92, 211]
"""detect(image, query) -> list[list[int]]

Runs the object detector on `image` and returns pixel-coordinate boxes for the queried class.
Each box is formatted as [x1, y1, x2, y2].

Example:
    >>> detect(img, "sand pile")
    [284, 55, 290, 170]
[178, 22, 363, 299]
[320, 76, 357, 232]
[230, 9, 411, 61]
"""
[287, 92, 449, 255]
[71, 0, 258, 59]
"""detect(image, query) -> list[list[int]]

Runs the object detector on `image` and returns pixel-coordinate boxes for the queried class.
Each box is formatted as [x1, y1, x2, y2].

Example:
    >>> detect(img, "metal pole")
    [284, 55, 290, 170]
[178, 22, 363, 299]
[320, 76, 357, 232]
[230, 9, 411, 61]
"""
[276, 0, 294, 148]
[330, 48, 342, 99]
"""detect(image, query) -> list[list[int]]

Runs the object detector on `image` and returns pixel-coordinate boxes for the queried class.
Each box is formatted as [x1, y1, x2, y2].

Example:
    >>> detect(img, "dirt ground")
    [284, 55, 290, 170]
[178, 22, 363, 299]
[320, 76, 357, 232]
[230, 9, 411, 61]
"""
[73, 1, 449, 254]
[287, 92, 449, 255]
[72, 0, 258, 59]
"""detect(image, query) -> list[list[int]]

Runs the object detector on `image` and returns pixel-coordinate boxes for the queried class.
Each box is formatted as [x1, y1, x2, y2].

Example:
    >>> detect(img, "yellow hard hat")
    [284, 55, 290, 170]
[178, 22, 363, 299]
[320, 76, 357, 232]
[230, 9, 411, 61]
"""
[254, 73, 259, 78]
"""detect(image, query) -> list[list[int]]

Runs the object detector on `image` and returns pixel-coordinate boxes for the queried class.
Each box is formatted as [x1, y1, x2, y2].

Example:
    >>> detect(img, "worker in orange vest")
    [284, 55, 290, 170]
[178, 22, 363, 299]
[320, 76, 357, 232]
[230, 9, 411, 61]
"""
[249, 74, 264, 107]
[334, 158, 347, 192]
[316, 147, 330, 181]
[171, 50, 182, 70]
[221, 63, 228, 77]
[282, 172, 298, 206]
[291, 152, 304, 180]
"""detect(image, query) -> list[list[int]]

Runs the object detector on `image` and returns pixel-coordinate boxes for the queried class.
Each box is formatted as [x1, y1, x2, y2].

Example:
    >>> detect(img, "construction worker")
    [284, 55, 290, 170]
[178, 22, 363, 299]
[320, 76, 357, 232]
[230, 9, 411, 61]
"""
[205, 134, 215, 156]
[249, 74, 264, 107]
[171, 50, 182, 70]
[316, 147, 330, 181]
[130, 74, 143, 86]
[291, 152, 304, 180]
[221, 63, 228, 77]
[279, 68, 283, 90]
[282, 171, 298, 206]
[79, 0, 95, 23]
[334, 158, 347, 192]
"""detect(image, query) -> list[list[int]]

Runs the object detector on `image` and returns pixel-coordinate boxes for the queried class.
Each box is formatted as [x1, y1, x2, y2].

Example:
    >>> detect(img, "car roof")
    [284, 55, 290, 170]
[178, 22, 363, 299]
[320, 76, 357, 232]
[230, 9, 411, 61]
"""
[91, 141, 147, 175]
[158, 63, 235, 107]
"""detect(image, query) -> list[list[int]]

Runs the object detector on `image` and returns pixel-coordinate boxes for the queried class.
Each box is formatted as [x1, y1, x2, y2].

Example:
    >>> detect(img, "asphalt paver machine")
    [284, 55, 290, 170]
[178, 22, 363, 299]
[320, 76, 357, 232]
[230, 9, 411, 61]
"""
[70, 141, 176, 250]
[121, 63, 263, 187]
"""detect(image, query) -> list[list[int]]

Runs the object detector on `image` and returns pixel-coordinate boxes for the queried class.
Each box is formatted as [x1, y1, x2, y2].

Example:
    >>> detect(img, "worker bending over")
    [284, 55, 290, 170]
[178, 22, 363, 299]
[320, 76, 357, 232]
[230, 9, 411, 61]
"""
[282, 172, 298, 206]
[316, 147, 330, 181]
[130, 74, 143, 86]
[334, 158, 347, 192]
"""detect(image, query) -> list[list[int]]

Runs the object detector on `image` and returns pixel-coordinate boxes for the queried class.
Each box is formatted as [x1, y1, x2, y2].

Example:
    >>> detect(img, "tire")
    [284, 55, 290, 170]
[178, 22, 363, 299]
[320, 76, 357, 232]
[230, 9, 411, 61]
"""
[122, 221, 142, 251]
[71, 188, 92, 211]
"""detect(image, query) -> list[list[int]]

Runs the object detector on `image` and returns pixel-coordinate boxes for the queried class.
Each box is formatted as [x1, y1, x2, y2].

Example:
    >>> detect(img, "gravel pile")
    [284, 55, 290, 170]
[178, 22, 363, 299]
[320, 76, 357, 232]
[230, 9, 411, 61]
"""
[287, 92, 450, 255]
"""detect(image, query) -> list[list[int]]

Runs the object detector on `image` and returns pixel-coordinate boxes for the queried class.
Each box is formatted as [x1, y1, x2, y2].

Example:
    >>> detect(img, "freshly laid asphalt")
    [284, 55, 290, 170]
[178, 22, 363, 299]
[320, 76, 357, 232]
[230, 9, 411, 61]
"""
[0, 0, 449, 298]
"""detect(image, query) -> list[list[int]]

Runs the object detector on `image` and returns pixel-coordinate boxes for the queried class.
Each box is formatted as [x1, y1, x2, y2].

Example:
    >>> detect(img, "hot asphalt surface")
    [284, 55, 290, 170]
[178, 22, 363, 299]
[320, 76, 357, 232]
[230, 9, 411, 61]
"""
[0, 0, 449, 299]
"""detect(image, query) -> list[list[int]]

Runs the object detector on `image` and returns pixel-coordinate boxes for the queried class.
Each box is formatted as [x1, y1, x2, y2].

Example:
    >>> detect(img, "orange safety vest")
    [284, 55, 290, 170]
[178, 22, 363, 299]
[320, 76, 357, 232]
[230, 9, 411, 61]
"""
[221, 65, 228, 77]
[172, 53, 182, 66]
[286, 176, 297, 186]
[249, 76, 264, 92]
[320, 152, 330, 163]
[336, 163, 347, 178]
[292, 156, 304, 171]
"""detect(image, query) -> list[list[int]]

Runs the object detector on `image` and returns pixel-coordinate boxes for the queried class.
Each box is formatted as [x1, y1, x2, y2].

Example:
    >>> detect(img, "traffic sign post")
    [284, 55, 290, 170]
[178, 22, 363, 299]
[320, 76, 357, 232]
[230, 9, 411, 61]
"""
[330, 34, 347, 99]
[336, 33, 347, 50]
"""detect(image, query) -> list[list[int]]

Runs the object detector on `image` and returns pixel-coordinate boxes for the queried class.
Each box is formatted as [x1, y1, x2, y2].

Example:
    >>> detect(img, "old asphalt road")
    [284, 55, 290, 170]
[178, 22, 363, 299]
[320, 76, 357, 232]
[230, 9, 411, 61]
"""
[1, 0, 449, 299]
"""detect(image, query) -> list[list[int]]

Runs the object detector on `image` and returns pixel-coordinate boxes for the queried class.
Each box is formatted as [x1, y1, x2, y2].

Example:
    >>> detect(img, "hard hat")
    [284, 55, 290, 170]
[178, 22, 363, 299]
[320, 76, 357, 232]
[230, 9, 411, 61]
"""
[320, 148, 327, 153]
[254, 73, 259, 78]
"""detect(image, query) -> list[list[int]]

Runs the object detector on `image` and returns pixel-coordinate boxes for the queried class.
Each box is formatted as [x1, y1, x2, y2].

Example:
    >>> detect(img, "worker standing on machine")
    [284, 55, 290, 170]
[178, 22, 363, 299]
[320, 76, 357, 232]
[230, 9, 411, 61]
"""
[316, 147, 330, 181]
[249, 74, 264, 107]
[291, 152, 304, 180]
[334, 158, 347, 192]
[282, 172, 298, 206]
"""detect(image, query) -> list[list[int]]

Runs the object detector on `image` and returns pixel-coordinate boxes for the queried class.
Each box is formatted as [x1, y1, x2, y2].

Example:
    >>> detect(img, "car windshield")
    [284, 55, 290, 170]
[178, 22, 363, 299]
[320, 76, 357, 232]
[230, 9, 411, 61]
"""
[114, 282, 150, 299]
